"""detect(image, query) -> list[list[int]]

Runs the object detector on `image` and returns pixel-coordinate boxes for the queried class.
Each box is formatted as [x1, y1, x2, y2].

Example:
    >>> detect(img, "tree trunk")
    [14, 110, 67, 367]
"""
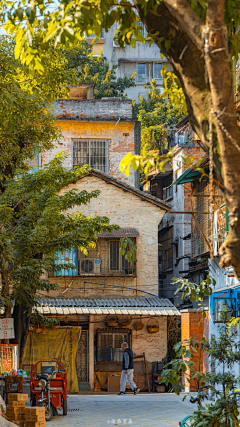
[135, 0, 240, 275]
[204, 0, 240, 273]
[134, 0, 223, 182]
[11, 303, 31, 367]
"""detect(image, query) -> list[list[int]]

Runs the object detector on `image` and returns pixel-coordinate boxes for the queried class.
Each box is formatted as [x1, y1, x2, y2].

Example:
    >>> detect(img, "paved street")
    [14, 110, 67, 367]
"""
[46, 393, 194, 427]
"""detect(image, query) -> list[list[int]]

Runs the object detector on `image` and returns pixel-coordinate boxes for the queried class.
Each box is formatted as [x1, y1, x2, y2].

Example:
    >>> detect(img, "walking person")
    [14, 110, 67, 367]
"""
[118, 342, 140, 395]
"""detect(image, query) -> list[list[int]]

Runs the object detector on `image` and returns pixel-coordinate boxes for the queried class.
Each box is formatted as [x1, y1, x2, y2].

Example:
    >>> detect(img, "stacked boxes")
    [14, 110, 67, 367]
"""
[6, 393, 28, 426]
[6, 394, 46, 427]
[25, 407, 46, 427]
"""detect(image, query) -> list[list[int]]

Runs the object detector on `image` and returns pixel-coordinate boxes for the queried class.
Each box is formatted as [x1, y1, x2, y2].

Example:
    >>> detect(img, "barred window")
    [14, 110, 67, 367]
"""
[72, 139, 109, 173]
[97, 330, 130, 362]
[109, 240, 136, 275]
[159, 226, 173, 271]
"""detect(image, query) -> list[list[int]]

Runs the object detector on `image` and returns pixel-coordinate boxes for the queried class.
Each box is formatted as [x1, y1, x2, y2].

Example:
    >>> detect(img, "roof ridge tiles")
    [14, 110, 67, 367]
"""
[37, 296, 177, 310]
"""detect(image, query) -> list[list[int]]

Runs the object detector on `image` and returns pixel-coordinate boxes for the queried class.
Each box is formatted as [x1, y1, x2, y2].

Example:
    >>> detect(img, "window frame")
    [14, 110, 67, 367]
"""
[162, 173, 173, 200]
[136, 63, 146, 83]
[213, 297, 234, 323]
[96, 329, 131, 363]
[109, 239, 136, 275]
[153, 63, 163, 80]
[159, 226, 173, 272]
[72, 139, 109, 173]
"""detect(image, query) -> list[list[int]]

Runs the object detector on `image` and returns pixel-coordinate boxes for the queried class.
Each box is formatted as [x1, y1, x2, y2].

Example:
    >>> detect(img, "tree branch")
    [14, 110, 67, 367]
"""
[163, 0, 204, 50]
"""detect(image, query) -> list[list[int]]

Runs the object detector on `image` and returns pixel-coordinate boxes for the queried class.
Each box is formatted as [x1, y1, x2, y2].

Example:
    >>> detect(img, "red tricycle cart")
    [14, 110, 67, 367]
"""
[30, 360, 67, 421]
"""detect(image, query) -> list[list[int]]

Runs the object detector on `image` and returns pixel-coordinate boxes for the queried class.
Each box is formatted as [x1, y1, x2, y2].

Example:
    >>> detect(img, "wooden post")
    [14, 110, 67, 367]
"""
[89, 315, 94, 391]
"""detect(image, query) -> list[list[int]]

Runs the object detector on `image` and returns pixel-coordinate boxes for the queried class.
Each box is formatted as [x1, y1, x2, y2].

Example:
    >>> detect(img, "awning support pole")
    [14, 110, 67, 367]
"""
[89, 315, 94, 391]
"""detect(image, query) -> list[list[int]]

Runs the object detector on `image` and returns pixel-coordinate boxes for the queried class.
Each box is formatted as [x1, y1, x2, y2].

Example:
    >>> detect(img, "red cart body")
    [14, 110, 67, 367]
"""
[30, 360, 67, 410]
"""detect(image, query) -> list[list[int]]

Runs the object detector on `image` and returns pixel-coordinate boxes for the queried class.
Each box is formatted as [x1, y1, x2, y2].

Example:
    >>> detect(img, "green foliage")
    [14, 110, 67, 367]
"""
[62, 41, 136, 99]
[0, 36, 77, 183]
[119, 148, 174, 178]
[160, 276, 240, 426]
[189, 325, 240, 427]
[0, 153, 118, 313]
[119, 237, 137, 263]
[161, 66, 187, 115]
[132, 80, 184, 155]
[31, 311, 59, 327]
[172, 275, 215, 303]
[4, 0, 240, 70]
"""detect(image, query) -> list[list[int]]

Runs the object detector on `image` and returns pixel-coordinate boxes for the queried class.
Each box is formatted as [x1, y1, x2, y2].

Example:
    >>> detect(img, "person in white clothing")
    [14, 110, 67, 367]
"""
[118, 342, 140, 395]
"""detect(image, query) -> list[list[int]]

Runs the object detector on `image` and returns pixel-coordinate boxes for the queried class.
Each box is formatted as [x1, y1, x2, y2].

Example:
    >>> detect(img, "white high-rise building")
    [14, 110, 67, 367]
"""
[87, 22, 170, 101]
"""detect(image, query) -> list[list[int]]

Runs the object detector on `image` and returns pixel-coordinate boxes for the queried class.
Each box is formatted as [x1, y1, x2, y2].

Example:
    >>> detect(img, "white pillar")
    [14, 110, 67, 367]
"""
[89, 315, 94, 391]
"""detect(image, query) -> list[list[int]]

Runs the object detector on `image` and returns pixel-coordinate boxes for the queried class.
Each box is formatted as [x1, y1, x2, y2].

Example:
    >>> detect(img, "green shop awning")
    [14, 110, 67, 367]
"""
[173, 168, 201, 185]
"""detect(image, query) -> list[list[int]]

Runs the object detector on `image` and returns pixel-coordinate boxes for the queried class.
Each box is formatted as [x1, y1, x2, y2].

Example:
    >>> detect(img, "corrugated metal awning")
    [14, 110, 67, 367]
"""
[173, 168, 201, 185]
[36, 307, 179, 315]
[35, 296, 180, 316]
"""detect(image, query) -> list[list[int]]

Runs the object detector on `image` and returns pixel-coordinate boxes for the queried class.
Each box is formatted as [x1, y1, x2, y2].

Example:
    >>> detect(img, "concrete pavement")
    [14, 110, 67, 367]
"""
[47, 393, 195, 427]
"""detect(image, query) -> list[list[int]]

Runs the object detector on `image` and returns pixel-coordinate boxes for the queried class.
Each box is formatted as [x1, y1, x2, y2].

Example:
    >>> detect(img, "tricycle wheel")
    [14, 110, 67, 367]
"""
[39, 401, 53, 421]
[31, 397, 36, 407]
[63, 398, 67, 416]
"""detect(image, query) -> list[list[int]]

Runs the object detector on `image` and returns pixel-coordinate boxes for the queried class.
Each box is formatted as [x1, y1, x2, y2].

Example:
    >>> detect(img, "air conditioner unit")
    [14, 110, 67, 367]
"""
[113, 39, 120, 48]
[79, 258, 101, 275]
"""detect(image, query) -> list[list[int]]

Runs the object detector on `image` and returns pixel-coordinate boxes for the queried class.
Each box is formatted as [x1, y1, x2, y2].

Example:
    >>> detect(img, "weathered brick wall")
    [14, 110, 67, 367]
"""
[134, 373, 152, 391]
[44, 175, 165, 298]
[181, 309, 209, 392]
[52, 99, 132, 120]
[93, 314, 167, 366]
[203, 311, 209, 374]
[41, 121, 138, 187]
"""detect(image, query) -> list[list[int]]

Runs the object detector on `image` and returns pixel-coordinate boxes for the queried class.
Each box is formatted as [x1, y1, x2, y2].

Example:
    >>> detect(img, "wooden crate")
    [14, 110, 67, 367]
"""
[108, 375, 120, 393]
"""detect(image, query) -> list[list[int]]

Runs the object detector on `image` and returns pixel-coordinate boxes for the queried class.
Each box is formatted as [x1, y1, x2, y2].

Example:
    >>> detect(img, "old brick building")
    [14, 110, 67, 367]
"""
[143, 120, 205, 306]
[23, 86, 180, 393]
[39, 85, 140, 188]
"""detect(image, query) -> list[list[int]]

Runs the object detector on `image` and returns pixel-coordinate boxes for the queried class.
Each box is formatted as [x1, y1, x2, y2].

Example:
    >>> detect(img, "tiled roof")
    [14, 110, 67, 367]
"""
[97, 228, 139, 238]
[71, 170, 171, 211]
[36, 296, 180, 316]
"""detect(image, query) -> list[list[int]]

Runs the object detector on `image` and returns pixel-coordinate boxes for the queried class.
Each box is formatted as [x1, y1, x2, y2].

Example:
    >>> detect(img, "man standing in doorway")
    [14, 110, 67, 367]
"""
[118, 342, 140, 395]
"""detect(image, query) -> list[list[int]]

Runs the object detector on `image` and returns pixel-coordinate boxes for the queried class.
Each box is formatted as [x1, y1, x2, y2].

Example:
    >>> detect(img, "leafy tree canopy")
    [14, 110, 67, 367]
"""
[63, 41, 136, 99]
[2, 0, 240, 275]
[4, 0, 240, 70]
[133, 80, 184, 155]
[0, 36, 78, 185]
[0, 153, 117, 357]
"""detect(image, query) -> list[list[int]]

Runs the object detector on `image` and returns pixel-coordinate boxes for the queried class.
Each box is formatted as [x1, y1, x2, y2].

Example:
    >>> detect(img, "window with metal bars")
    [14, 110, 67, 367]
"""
[159, 226, 173, 271]
[109, 240, 136, 275]
[72, 139, 109, 173]
[97, 330, 131, 362]
[162, 173, 173, 200]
